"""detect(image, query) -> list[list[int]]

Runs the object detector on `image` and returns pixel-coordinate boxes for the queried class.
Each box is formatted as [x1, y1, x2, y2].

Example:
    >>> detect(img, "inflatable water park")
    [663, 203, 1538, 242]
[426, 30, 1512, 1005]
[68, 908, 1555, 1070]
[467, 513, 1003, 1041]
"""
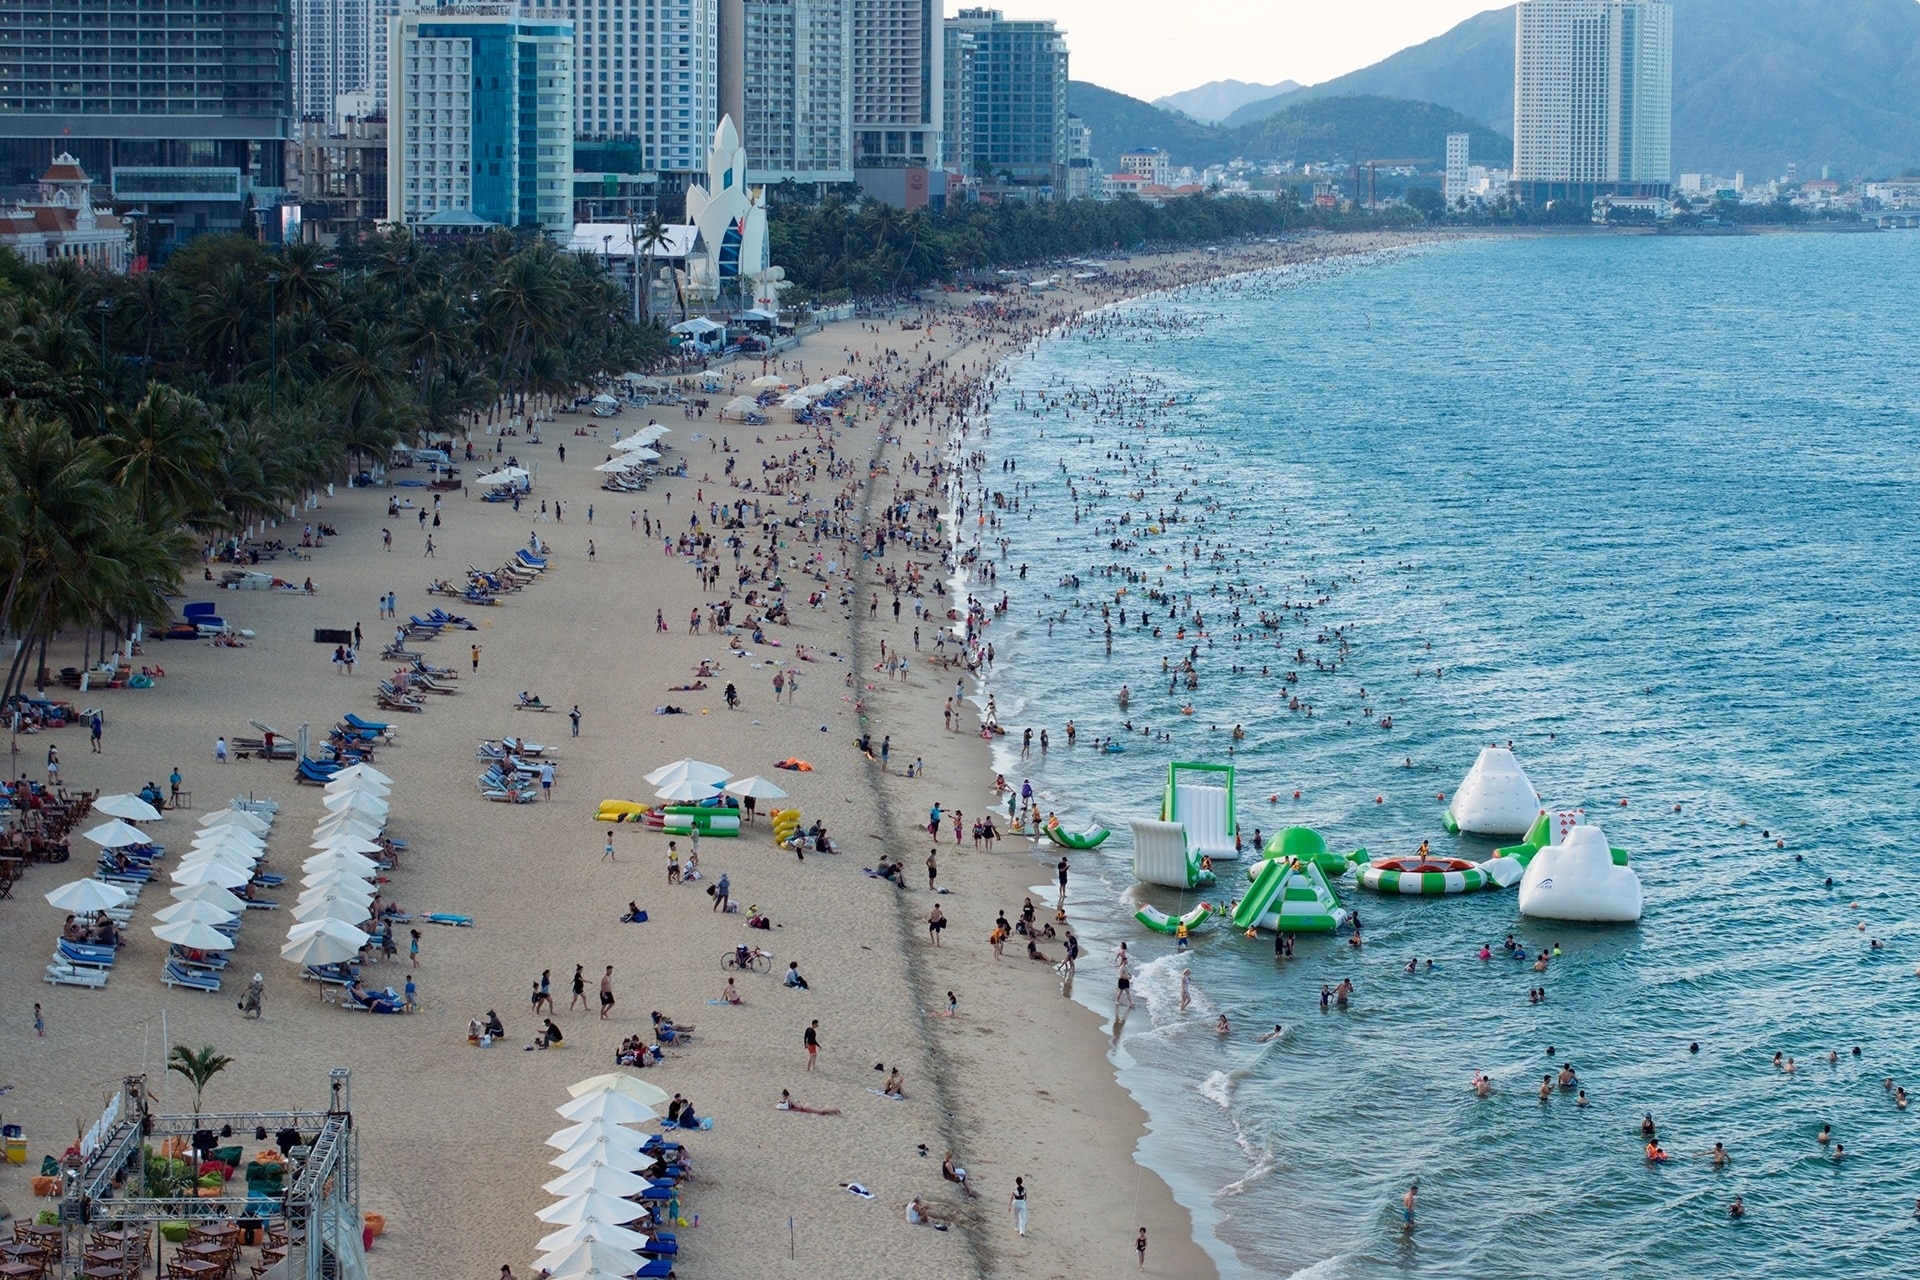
[1109, 749, 1644, 941]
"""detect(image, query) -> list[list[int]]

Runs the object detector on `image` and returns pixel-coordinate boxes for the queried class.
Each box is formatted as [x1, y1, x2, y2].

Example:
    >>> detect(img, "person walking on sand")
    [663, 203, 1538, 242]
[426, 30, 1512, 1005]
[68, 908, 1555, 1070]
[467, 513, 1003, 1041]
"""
[471, 644, 482, 672]
[599, 966, 616, 1019]
[570, 705, 581, 737]
[804, 1019, 820, 1070]
[926, 849, 938, 890]
[90, 710, 102, 752]
[603, 830, 616, 862]
[712, 872, 730, 912]
[927, 903, 945, 946]
[570, 965, 587, 1012]
[34, 1002, 45, 1037]
[1009, 1177, 1028, 1237]
[1136, 1227, 1147, 1270]
[409, 929, 421, 967]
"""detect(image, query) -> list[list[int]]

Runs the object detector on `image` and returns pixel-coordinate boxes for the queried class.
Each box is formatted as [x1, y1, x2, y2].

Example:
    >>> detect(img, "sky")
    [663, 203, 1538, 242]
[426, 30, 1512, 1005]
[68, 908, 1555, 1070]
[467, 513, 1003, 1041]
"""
[1000, 0, 1510, 102]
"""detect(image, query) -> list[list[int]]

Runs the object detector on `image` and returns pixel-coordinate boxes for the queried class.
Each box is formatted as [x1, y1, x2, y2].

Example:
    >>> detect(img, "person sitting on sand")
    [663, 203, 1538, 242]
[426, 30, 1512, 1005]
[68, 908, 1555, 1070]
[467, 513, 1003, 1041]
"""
[1026, 937, 1056, 964]
[904, 1197, 948, 1230]
[883, 1067, 906, 1098]
[720, 977, 742, 1005]
[942, 1151, 977, 1196]
[621, 901, 644, 922]
[785, 961, 810, 990]
[777, 1089, 841, 1116]
[536, 1018, 564, 1049]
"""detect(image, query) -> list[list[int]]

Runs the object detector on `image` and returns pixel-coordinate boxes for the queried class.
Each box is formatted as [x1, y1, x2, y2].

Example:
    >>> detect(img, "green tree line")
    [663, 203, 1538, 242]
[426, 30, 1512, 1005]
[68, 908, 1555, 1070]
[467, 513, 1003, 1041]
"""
[0, 227, 664, 701]
[769, 192, 1418, 299]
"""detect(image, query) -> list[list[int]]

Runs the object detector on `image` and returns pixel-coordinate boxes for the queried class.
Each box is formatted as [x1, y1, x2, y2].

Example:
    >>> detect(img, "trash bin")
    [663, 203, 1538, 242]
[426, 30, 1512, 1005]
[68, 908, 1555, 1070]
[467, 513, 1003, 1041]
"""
[238, 1217, 264, 1247]
[3, 1124, 25, 1165]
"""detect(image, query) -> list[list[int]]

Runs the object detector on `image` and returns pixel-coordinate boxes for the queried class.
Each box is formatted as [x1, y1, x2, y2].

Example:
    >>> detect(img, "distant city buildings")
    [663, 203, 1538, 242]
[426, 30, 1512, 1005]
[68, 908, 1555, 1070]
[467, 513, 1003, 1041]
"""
[0, 0, 293, 257]
[1120, 147, 1170, 187]
[941, 7, 1069, 198]
[1444, 132, 1470, 205]
[1513, 0, 1672, 206]
[387, 8, 575, 233]
[850, 0, 940, 169]
[742, 0, 854, 186]
[297, 0, 372, 127]
[0, 153, 133, 271]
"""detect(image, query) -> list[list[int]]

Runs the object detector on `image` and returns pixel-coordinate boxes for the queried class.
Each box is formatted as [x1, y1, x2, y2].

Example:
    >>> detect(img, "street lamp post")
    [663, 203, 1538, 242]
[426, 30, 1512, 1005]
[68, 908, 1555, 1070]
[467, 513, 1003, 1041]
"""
[95, 298, 113, 434]
[266, 271, 282, 415]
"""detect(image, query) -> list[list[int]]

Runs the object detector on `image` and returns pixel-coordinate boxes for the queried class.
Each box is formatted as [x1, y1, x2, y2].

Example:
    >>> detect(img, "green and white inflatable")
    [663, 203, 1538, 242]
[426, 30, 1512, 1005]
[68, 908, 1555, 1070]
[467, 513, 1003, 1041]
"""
[1229, 849, 1349, 934]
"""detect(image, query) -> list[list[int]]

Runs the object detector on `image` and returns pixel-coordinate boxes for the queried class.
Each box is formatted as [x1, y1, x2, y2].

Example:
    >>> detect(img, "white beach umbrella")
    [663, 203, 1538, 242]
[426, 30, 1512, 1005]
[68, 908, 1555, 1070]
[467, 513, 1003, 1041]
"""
[620, 447, 660, 462]
[280, 929, 365, 967]
[286, 916, 370, 946]
[535, 1192, 646, 1227]
[612, 435, 657, 453]
[475, 467, 530, 486]
[532, 1241, 645, 1276]
[153, 898, 238, 926]
[555, 1090, 659, 1126]
[152, 919, 236, 950]
[565, 1074, 674, 1107]
[541, 1164, 657, 1198]
[200, 807, 270, 831]
[313, 811, 382, 837]
[194, 823, 266, 845]
[290, 896, 371, 926]
[92, 794, 164, 822]
[643, 758, 730, 788]
[322, 791, 388, 816]
[721, 775, 787, 801]
[44, 878, 131, 913]
[308, 834, 384, 855]
[82, 819, 151, 848]
[651, 777, 721, 803]
[323, 782, 391, 805]
[547, 1119, 648, 1152]
[298, 872, 374, 896]
[297, 883, 374, 909]
[548, 1142, 653, 1173]
[171, 860, 251, 888]
[329, 763, 393, 786]
[169, 883, 249, 913]
[539, 1265, 634, 1280]
[534, 1221, 650, 1254]
[325, 771, 391, 792]
[190, 834, 264, 857]
[303, 850, 380, 876]
[179, 846, 258, 870]
[749, 374, 789, 390]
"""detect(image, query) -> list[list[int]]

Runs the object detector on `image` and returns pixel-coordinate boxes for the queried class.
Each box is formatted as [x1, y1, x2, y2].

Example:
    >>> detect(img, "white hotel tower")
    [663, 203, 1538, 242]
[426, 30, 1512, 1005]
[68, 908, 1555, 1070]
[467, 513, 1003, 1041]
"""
[1513, 0, 1671, 206]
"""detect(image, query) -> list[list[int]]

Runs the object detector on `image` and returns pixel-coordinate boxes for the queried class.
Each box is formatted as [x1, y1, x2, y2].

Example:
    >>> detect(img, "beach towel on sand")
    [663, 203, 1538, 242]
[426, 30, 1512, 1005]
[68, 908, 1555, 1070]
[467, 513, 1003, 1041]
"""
[843, 1183, 873, 1198]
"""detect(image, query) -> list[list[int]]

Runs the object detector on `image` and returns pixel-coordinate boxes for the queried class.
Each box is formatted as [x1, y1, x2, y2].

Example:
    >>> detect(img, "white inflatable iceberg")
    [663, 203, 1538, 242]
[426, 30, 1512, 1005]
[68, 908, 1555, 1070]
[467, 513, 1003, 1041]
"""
[1445, 747, 1541, 838]
[1517, 823, 1642, 923]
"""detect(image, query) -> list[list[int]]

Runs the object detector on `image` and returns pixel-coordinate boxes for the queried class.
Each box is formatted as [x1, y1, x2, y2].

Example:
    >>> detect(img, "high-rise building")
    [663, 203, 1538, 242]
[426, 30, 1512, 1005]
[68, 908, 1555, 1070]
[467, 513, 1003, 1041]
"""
[297, 0, 372, 125]
[942, 7, 1067, 197]
[387, 8, 574, 233]
[851, 0, 940, 169]
[367, 0, 422, 117]
[0, 0, 294, 255]
[939, 22, 975, 178]
[1064, 112, 1093, 199]
[1444, 132, 1470, 206]
[564, 0, 718, 175]
[1513, 0, 1671, 207]
[742, 0, 853, 185]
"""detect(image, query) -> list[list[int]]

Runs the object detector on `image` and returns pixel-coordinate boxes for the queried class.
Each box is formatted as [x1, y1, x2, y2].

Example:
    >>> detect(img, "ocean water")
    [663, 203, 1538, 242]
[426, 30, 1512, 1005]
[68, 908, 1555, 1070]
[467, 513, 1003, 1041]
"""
[969, 232, 1920, 1278]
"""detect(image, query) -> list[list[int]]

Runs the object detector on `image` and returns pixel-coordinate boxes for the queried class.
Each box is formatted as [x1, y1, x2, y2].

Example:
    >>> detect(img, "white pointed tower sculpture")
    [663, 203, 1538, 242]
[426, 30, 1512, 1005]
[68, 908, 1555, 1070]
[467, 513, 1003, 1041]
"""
[684, 115, 770, 301]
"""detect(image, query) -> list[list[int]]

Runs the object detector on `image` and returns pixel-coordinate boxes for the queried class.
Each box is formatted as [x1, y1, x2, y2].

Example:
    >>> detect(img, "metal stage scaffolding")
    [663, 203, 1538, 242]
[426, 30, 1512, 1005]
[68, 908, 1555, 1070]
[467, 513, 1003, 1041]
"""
[52, 1068, 365, 1280]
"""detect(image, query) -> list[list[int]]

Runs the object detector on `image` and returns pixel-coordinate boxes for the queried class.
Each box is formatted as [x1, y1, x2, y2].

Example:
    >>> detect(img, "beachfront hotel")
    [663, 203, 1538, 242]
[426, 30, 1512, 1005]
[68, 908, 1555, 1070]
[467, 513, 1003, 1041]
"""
[1512, 0, 1672, 207]
[386, 6, 575, 232]
[740, 0, 856, 187]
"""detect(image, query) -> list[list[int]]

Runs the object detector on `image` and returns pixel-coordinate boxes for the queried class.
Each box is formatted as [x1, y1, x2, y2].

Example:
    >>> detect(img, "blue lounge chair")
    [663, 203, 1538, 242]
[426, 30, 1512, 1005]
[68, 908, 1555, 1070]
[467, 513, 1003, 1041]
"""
[422, 913, 473, 927]
[170, 946, 230, 971]
[297, 758, 340, 784]
[633, 1259, 673, 1278]
[163, 961, 221, 992]
[57, 938, 116, 968]
[343, 713, 390, 732]
[304, 963, 360, 986]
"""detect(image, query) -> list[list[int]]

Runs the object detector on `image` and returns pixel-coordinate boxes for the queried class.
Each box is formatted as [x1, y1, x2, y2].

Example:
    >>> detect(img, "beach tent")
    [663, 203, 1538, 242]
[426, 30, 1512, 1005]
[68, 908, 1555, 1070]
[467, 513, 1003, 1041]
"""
[45, 878, 131, 913]
[93, 794, 164, 822]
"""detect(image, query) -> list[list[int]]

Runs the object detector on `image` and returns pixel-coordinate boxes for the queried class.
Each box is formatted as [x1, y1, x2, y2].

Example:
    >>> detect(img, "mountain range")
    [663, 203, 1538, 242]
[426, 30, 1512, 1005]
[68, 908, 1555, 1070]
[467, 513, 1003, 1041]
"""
[1153, 80, 1302, 123]
[1108, 0, 1920, 179]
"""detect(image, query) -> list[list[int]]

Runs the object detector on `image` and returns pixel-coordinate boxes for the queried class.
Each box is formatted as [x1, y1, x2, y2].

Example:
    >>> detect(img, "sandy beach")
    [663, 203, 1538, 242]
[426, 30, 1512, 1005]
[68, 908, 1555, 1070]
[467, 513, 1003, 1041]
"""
[0, 230, 1424, 1279]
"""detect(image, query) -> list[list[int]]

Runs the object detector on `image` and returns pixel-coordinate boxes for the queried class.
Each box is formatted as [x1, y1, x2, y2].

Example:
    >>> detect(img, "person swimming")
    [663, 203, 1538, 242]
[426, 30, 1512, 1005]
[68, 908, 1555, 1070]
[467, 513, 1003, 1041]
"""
[1817, 1124, 1832, 1144]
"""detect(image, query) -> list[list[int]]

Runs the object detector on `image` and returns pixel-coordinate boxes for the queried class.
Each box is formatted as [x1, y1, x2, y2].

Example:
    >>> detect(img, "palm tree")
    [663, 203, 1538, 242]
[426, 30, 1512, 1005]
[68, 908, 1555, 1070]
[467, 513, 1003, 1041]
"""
[187, 264, 259, 383]
[101, 386, 220, 528]
[634, 212, 672, 323]
[167, 1044, 234, 1123]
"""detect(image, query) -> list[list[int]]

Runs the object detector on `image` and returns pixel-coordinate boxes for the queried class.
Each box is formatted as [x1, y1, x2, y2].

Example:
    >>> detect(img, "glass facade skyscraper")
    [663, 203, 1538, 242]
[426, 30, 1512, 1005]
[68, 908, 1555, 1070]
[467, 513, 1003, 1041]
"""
[942, 7, 1066, 197]
[1513, 0, 1672, 206]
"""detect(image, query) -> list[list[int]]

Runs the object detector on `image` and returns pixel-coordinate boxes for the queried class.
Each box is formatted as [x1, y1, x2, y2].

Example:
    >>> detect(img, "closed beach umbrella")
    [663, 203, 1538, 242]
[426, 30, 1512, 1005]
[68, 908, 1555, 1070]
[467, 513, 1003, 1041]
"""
[546, 1119, 647, 1151]
[93, 794, 164, 822]
[533, 1241, 644, 1276]
[643, 758, 730, 788]
[279, 929, 364, 967]
[535, 1192, 645, 1227]
[44, 878, 131, 913]
[169, 883, 248, 913]
[722, 775, 787, 802]
[152, 919, 236, 950]
[565, 1074, 674, 1107]
[171, 860, 251, 888]
[199, 808, 270, 834]
[329, 763, 393, 786]
[548, 1142, 652, 1173]
[308, 834, 384, 855]
[555, 1090, 659, 1126]
[153, 898, 237, 926]
[290, 897, 371, 926]
[652, 777, 720, 803]
[534, 1221, 650, 1254]
[83, 819, 150, 848]
[541, 1164, 656, 1198]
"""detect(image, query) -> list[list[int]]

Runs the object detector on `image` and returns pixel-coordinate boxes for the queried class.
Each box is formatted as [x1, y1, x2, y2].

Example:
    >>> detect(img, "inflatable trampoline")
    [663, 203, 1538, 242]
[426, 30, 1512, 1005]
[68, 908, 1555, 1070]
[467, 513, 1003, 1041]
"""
[1358, 856, 1493, 895]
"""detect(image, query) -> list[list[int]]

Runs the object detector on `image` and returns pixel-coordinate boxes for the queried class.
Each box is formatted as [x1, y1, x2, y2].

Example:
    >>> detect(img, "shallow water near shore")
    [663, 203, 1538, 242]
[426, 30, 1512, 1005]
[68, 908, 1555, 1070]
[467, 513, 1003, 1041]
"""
[973, 233, 1920, 1277]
